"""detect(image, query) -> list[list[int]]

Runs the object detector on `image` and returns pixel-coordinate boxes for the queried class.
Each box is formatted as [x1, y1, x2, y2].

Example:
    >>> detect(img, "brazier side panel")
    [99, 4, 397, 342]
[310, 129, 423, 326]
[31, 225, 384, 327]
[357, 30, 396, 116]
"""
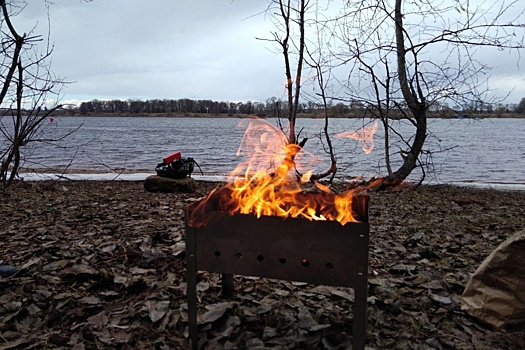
[187, 212, 369, 288]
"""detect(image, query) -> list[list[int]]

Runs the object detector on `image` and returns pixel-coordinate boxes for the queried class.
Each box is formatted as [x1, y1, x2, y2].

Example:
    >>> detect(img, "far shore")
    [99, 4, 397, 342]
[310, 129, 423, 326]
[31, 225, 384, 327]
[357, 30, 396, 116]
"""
[52, 111, 525, 119]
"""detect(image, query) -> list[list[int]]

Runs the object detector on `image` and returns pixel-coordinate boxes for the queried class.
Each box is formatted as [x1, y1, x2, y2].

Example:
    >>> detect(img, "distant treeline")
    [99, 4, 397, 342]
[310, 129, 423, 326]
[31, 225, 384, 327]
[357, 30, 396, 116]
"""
[76, 98, 308, 116]
[58, 97, 525, 118]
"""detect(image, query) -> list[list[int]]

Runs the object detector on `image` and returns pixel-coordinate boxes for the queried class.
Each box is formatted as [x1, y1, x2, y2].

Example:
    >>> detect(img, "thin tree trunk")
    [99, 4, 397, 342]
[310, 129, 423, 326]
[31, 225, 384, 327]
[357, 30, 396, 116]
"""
[381, 117, 393, 176]
[0, 0, 25, 105]
[278, 0, 296, 144]
[290, 0, 306, 145]
[390, 0, 427, 181]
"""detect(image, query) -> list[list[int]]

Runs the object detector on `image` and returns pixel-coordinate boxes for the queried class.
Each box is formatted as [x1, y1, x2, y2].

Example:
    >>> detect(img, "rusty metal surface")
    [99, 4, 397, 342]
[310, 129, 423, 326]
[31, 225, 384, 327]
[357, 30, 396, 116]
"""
[188, 212, 369, 287]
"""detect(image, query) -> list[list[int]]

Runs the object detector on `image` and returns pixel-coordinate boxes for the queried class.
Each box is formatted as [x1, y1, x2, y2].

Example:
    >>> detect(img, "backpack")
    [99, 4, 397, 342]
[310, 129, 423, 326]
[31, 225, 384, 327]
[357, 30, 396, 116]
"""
[155, 157, 202, 179]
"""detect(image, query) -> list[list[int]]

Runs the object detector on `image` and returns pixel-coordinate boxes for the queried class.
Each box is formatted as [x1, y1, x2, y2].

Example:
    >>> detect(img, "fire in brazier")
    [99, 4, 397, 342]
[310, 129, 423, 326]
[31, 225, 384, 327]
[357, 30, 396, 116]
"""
[185, 118, 377, 350]
[188, 118, 378, 227]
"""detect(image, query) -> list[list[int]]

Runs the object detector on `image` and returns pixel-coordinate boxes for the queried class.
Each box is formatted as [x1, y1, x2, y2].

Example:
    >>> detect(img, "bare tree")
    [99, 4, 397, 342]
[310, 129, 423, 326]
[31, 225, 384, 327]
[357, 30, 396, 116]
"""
[0, 0, 66, 190]
[259, 0, 309, 146]
[329, 0, 525, 185]
[260, 0, 343, 183]
[261, 0, 525, 187]
[303, 4, 340, 182]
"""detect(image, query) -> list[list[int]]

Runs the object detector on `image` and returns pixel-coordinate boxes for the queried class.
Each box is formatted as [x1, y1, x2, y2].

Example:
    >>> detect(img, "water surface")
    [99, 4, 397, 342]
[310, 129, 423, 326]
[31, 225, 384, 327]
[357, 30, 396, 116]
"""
[12, 116, 525, 188]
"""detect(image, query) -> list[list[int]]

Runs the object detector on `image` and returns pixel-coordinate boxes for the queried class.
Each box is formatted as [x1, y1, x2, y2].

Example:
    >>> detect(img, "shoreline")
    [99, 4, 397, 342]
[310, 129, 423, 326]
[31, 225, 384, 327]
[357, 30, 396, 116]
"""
[16, 171, 525, 191]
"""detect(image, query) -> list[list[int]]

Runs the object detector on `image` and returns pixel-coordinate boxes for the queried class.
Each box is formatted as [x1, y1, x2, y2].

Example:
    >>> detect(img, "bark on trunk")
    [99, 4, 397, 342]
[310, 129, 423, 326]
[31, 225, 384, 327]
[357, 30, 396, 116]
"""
[389, 0, 427, 182]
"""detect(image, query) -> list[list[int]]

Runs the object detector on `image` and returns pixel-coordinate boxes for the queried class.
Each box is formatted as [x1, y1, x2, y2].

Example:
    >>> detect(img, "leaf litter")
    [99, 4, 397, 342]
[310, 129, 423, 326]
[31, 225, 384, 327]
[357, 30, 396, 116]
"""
[0, 180, 524, 349]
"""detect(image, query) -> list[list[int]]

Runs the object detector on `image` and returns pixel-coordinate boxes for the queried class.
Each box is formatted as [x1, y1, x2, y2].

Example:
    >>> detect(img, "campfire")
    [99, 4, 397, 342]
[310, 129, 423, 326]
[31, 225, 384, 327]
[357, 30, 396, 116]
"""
[185, 119, 376, 349]
[188, 119, 376, 227]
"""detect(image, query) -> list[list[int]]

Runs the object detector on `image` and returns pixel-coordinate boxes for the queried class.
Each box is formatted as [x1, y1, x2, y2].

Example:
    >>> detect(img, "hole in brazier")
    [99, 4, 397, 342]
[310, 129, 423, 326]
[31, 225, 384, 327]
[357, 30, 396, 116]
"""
[279, 258, 287, 264]
[325, 262, 333, 269]
[301, 259, 310, 267]
[235, 253, 243, 260]
[214, 251, 221, 257]
[257, 255, 264, 262]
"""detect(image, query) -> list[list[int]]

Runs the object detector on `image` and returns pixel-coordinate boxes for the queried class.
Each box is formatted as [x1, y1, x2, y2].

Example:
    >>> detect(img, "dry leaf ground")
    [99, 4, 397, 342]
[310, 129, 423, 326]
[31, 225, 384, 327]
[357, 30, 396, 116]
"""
[1, 180, 524, 349]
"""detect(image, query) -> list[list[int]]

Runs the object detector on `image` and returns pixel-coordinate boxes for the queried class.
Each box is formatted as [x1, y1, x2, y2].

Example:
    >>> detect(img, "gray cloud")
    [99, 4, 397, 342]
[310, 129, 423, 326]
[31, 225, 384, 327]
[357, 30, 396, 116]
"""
[18, 0, 281, 103]
[14, 0, 525, 105]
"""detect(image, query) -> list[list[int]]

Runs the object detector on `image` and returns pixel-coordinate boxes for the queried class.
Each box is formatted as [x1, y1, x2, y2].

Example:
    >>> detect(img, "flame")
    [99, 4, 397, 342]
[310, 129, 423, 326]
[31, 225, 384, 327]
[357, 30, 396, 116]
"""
[189, 119, 367, 227]
[334, 120, 378, 154]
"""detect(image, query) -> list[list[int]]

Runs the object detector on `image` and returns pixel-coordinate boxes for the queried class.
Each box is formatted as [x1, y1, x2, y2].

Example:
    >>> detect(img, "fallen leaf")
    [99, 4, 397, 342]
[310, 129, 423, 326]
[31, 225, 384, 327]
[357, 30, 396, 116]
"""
[199, 302, 233, 324]
[146, 300, 170, 323]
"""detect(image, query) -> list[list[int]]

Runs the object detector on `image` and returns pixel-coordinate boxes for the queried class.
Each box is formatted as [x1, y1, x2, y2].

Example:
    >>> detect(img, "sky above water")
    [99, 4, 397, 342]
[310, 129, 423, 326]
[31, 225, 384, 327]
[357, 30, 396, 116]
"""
[15, 0, 525, 106]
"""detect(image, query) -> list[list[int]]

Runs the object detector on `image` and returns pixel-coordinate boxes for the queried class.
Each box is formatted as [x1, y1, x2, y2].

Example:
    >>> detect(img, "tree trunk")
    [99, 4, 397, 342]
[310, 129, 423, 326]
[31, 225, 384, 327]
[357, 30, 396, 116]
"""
[389, 0, 427, 182]
[389, 117, 427, 180]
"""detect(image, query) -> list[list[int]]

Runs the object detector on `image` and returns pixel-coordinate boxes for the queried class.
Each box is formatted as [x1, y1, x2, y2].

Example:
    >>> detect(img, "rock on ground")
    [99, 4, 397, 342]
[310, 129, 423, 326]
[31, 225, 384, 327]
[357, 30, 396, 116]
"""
[143, 175, 196, 193]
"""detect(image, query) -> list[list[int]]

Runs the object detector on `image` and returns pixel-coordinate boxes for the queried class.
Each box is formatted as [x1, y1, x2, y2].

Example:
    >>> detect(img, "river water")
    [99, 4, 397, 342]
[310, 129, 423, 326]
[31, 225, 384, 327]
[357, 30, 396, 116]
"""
[11, 116, 525, 189]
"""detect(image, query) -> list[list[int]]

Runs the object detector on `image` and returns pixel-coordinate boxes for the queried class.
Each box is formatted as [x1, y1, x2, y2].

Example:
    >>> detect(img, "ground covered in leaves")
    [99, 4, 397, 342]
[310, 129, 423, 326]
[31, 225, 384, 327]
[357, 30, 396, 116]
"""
[1, 180, 524, 349]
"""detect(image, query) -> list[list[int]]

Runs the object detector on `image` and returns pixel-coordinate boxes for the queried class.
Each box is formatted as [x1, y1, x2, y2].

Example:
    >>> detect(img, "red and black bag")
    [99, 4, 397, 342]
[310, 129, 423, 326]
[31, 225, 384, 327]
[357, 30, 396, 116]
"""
[155, 157, 202, 178]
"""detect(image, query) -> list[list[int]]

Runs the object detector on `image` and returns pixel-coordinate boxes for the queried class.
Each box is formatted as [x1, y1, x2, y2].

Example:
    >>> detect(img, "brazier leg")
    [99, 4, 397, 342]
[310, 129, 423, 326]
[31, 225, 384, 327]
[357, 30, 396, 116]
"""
[187, 267, 198, 349]
[221, 273, 234, 298]
[353, 278, 367, 350]
[186, 230, 198, 349]
[352, 229, 369, 350]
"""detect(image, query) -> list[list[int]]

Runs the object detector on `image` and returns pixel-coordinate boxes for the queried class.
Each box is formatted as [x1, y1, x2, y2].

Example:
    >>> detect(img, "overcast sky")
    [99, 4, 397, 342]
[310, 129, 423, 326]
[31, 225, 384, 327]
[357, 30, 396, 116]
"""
[15, 0, 525, 106]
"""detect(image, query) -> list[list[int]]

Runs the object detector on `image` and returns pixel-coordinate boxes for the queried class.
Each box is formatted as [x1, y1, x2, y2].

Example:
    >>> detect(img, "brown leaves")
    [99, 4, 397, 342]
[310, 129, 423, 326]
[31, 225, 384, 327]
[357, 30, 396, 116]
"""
[199, 302, 234, 324]
[145, 300, 170, 323]
[0, 180, 205, 349]
[1, 181, 525, 349]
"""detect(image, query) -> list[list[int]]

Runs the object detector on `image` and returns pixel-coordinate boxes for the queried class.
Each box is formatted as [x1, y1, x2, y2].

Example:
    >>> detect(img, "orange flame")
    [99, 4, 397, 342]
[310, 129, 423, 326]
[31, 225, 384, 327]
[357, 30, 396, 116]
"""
[334, 121, 378, 154]
[188, 119, 368, 227]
